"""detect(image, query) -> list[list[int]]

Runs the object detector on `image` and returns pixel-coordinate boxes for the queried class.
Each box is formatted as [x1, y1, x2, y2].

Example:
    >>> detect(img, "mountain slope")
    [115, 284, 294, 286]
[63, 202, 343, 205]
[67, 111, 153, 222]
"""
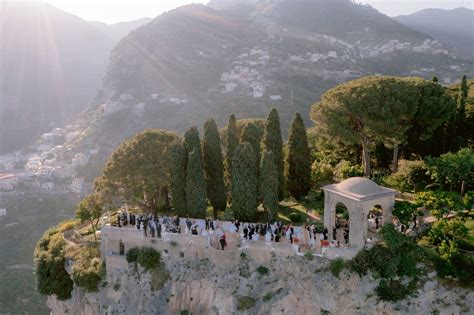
[89, 17, 153, 42]
[0, 2, 114, 153]
[80, 0, 472, 158]
[394, 7, 474, 59]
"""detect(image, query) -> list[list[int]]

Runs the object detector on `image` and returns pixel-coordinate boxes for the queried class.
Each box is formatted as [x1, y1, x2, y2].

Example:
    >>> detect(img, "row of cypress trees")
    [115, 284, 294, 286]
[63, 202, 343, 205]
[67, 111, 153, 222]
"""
[169, 108, 311, 221]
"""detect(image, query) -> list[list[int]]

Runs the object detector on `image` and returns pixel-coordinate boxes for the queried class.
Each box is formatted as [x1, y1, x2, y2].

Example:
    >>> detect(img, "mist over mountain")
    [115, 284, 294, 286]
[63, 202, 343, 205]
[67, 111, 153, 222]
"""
[0, 2, 115, 154]
[89, 17, 153, 42]
[85, 0, 472, 153]
[394, 7, 474, 59]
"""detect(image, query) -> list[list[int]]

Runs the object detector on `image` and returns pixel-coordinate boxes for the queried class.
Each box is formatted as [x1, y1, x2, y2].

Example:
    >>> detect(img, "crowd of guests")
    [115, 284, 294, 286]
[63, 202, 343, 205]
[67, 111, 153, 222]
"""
[112, 210, 386, 252]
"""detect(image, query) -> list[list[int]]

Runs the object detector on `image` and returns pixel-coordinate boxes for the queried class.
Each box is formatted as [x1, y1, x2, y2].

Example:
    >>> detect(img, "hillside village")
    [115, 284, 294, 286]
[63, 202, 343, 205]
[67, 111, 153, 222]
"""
[0, 124, 94, 205]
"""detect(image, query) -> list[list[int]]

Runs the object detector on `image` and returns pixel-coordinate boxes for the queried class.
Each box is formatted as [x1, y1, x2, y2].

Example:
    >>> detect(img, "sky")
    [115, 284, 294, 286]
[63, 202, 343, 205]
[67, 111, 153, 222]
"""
[8, 0, 474, 23]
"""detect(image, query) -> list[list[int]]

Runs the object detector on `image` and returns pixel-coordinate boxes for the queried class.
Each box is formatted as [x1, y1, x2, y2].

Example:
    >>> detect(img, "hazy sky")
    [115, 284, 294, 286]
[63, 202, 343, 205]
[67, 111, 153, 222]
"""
[13, 0, 474, 23]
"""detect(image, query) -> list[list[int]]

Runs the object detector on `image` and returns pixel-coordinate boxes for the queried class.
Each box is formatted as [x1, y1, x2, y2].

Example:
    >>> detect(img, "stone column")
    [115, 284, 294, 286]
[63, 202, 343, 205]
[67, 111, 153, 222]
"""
[349, 204, 366, 250]
[323, 191, 332, 230]
[383, 198, 395, 225]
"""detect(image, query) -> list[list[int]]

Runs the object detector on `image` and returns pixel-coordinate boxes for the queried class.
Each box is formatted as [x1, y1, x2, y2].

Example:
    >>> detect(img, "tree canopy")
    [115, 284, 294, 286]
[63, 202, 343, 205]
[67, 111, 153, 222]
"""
[96, 129, 178, 215]
[286, 112, 311, 199]
[232, 143, 258, 222]
[260, 150, 279, 222]
[169, 140, 187, 216]
[202, 118, 227, 216]
[311, 76, 454, 176]
[262, 108, 285, 201]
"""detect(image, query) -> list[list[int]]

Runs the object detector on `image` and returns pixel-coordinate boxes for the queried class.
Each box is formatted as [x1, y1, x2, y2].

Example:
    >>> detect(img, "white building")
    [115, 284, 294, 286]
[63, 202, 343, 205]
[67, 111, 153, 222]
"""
[55, 165, 75, 178]
[0, 173, 18, 191]
[225, 83, 238, 93]
[0, 209, 6, 216]
[70, 178, 84, 193]
[65, 132, 81, 143]
[38, 166, 54, 178]
[270, 95, 282, 100]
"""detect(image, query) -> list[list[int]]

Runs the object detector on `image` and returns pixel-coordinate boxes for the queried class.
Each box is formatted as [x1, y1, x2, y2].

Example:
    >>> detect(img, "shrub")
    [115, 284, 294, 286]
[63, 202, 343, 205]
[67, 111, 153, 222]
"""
[263, 292, 273, 301]
[304, 251, 314, 261]
[289, 212, 303, 223]
[329, 258, 346, 278]
[34, 228, 74, 300]
[126, 247, 140, 264]
[311, 161, 334, 187]
[256, 265, 269, 276]
[237, 296, 256, 311]
[137, 247, 161, 270]
[393, 201, 418, 225]
[376, 279, 410, 301]
[72, 245, 105, 292]
[334, 160, 363, 181]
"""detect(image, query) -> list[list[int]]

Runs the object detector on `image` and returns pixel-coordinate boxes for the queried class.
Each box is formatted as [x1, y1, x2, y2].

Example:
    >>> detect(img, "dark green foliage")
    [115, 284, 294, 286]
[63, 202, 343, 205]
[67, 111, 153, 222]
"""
[263, 292, 273, 301]
[260, 151, 279, 222]
[415, 190, 464, 219]
[170, 140, 187, 216]
[237, 296, 256, 311]
[126, 247, 140, 264]
[456, 75, 468, 146]
[186, 149, 207, 218]
[286, 112, 311, 199]
[76, 194, 102, 241]
[393, 201, 418, 225]
[311, 161, 334, 187]
[96, 129, 178, 214]
[240, 122, 261, 178]
[224, 114, 239, 194]
[262, 108, 285, 200]
[384, 159, 428, 192]
[349, 224, 423, 301]
[289, 212, 304, 223]
[426, 148, 474, 194]
[232, 143, 258, 222]
[34, 229, 73, 300]
[334, 160, 363, 181]
[137, 247, 161, 271]
[202, 118, 227, 216]
[72, 245, 105, 292]
[184, 126, 202, 157]
[329, 258, 346, 278]
[376, 279, 413, 302]
[256, 265, 269, 275]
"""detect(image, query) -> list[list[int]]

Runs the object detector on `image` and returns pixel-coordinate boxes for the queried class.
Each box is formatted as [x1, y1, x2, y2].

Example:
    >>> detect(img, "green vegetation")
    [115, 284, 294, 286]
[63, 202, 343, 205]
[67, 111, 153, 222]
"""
[224, 114, 239, 197]
[202, 118, 227, 216]
[96, 129, 179, 214]
[126, 247, 162, 271]
[349, 224, 424, 301]
[34, 228, 73, 300]
[256, 265, 269, 276]
[286, 112, 311, 200]
[260, 151, 279, 222]
[76, 194, 102, 241]
[232, 143, 258, 222]
[329, 258, 346, 278]
[311, 161, 333, 187]
[262, 108, 285, 200]
[262, 292, 273, 301]
[71, 245, 105, 292]
[237, 296, 256, 311]
[311, 76, 454, 176]
[170, 140, 187, 216]
[186, 149, 207, 218]
[240, 122, 261, 179]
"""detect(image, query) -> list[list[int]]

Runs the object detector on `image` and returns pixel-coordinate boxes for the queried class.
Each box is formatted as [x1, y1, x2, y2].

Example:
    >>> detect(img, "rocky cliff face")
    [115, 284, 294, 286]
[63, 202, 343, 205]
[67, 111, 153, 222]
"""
[47, 254, 472, 314]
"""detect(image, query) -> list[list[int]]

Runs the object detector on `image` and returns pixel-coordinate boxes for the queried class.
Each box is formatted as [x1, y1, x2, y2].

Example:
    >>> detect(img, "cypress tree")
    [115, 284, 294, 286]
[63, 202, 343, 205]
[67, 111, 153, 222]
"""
[232, 143, 258, 222]
[184, 126, 202, 156]
[202, 118, 227, 217]
[186, 150, 207, 218]
[240, 122, 261, 177]
[260, 150, 279, 222]
[262, 108, 285, 200]
[432, 76, 439, 83]
[456, 75, 468, 146]
[169, 140, 187, 216]
[286, 112, 311, 200]
[225, 114, 239, 194]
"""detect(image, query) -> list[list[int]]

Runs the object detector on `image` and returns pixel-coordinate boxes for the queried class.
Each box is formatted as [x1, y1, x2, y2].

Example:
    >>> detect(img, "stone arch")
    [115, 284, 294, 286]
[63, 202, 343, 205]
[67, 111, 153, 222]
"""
[322, 177, 397, 252]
